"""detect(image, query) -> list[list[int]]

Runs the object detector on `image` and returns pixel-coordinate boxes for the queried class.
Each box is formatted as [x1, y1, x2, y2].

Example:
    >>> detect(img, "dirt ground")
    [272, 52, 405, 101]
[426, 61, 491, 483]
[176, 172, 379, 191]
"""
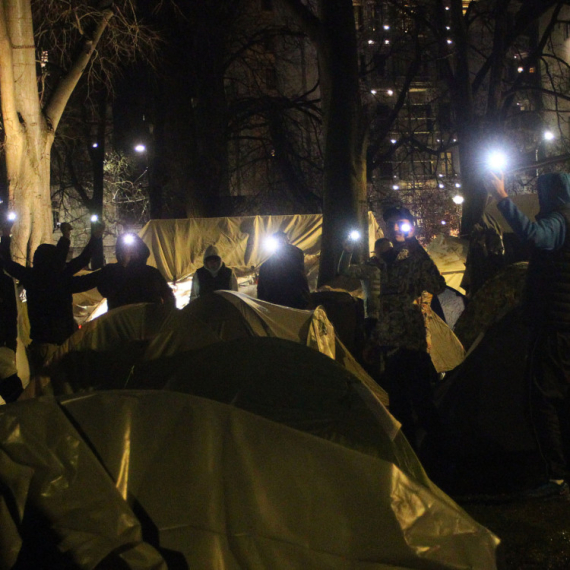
[459, 495, 570, 569]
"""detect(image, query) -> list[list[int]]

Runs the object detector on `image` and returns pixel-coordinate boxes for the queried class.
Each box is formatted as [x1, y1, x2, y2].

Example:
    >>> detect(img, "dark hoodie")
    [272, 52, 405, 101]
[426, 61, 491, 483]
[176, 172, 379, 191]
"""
[0, 235, 102, 344]
[497, 172, 570, 327]
[95, 234, 175, 311]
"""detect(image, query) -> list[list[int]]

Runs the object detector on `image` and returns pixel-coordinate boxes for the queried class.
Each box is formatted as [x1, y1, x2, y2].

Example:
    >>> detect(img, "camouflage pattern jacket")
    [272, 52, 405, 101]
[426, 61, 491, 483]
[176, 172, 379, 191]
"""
[371, 238, 446, 353]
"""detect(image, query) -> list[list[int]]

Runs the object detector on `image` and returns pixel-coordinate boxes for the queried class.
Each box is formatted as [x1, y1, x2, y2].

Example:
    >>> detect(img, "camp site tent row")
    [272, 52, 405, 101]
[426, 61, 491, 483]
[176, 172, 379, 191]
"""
[1, 294, 499, 568]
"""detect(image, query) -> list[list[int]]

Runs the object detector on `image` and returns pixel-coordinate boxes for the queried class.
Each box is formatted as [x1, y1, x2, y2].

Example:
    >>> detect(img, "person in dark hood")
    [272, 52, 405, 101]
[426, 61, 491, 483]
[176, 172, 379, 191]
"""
[489, 171, 570, 499]
[257, 231, 310, 310]
[0, 220, 105, 374]
[189, 245, 238, 302]
[93, 233, 175, 311]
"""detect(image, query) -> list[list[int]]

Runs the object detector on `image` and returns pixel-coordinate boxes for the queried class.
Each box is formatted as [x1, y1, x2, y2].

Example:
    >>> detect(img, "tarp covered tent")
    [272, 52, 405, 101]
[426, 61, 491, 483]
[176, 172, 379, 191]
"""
[434, 308, 539, 493]
[26, 292, 388, 409]
[0, 390, 499, 569]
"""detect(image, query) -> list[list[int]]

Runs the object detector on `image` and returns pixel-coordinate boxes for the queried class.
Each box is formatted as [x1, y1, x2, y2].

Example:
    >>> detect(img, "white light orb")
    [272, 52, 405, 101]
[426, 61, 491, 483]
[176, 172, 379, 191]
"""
[453, 195, 465, 205]
[487, 151, 508, 171]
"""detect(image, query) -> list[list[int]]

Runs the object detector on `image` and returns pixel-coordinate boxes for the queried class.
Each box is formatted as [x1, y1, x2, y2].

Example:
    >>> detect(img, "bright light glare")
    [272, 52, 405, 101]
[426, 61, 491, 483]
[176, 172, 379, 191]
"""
[7, 212, 16, 221]
[370, 89, 377, 95]
[441, 220, 447, 225]
[455, 182, 461, 188]
[134, 144, 146, 153]
[438, 183, 445, 188]
[487, 151, 508, 171]
[349, 230, 361, 241]
[265, 236, 280, 253]
[400, 222, 412, 234]
[368, 39, 375, 45]
[90, 214, 99, 223]
[387, 89, 394, 96]
[392, 184, 400, 190]
[453, 195, 465, 205]
[123, 233, 136, 245]
[92, 143, 98, 148]
[544, 131, 555, 141]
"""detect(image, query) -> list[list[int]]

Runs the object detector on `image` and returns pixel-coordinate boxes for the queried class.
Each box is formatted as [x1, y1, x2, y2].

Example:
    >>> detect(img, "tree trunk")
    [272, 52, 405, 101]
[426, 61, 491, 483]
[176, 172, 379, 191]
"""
[0, 0, 113, 264]
[316, 0, 367, 286]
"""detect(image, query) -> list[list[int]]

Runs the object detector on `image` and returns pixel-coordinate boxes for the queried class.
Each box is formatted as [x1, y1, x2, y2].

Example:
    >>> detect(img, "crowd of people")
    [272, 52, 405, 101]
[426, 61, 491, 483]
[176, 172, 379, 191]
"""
[1, 181, 568, 501]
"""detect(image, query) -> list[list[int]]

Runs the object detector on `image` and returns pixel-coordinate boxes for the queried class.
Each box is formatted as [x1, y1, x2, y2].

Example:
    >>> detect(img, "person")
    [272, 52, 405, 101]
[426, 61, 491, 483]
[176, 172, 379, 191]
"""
[92, 233, 176, 311]
[460, 209, 506, 297]
[0, 220, 105, 373]
[257, 231, 310, 309]
[366, 206, 446, 449]
[0, 233, 22, 402]
[488, 171, 570, 499]
[338, 237, 392, 338]
[189, 245, 238, 302]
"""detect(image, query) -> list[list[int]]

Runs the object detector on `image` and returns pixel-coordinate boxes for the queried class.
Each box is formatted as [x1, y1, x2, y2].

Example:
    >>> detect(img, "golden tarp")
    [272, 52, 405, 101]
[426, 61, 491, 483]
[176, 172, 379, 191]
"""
[138, 212, 381, 282]
[0, 391, 499, 569]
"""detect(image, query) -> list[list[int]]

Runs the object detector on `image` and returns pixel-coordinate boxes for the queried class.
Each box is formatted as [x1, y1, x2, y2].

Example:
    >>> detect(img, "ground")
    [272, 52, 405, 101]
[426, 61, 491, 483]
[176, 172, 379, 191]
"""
[460, 496, 570, 569]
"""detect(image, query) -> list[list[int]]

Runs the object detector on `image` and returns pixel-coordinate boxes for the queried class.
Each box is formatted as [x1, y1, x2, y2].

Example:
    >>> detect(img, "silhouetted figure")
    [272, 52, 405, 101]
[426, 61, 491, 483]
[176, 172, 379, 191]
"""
[86, 233, 175, 311]
[0, 221, 104, 373]
[257, 231, 309, 310]
[489, 171, 570, 500]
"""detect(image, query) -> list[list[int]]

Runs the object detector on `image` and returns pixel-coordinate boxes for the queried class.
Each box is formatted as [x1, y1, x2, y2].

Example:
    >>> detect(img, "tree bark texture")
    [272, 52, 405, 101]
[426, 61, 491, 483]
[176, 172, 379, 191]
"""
[276, 0, 368, 287]
[0, 0, 112, 264]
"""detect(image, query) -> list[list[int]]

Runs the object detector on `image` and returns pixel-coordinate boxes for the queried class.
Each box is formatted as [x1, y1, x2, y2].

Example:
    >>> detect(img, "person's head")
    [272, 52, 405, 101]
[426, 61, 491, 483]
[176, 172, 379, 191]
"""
[116, 233, 150, 267]
[537, 172, 570, 218]
[273, 231, 289, 247]
[203, 245, 222, 272]
[33, 243, 63, 273]
[383, 207, 415, 243]
[374, 237, 392, 258]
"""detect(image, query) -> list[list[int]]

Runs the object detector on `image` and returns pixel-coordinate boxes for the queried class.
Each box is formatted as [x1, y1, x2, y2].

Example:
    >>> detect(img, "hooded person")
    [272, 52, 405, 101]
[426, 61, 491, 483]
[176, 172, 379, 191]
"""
[489, 171, 570, 499]
[364, 206, 446, 453]
[0, 221, 104, 374]
[257, 231, 310, 310]
[189, 245, 238, 302]
[92, 233, 176, 311]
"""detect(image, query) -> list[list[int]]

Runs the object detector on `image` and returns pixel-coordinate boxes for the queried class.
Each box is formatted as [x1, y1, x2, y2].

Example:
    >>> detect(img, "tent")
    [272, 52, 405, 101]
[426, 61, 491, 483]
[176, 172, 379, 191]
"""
[26, 292, 388, 410]
[0, 389, 499, 569]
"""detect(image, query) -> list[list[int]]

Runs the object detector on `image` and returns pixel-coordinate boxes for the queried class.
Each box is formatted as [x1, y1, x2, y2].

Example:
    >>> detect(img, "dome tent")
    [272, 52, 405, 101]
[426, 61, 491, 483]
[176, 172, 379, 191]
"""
[0, 390, 498, 569]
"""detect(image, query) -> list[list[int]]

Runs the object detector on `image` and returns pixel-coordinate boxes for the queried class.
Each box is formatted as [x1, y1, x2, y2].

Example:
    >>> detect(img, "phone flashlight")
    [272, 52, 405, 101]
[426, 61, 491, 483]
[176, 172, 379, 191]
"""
[399, 222, 412, 235]
[7, 212, 16, 222]
[90, 214, 99, 223]
[123, 233, 136, 246]
[348, 230, 361, 241]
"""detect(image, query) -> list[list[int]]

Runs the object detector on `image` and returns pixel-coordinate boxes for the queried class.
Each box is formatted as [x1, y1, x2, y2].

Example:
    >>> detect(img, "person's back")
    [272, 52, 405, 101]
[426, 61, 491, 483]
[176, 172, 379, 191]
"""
[98, 234, 175, 311]
[257, 233, 309, 310]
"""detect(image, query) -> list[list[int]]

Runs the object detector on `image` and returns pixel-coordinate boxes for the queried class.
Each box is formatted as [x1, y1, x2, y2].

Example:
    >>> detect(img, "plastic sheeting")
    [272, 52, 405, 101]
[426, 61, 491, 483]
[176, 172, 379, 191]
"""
[0, 392, 499, 569]
[35, 293, 387, 408]
[138, 212, 381, 282]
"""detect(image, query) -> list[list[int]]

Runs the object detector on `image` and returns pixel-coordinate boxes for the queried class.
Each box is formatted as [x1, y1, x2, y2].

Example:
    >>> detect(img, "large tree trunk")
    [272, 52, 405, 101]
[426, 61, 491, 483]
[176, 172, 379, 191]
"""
[0, 0, 112, 264]
[316, 0, 367, 286]
[275, 0, 367, 286]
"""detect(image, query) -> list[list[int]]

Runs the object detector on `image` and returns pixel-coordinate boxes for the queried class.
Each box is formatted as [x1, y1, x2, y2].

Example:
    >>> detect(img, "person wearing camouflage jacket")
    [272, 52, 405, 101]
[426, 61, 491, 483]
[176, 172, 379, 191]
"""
[367, 207, 446, 451]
